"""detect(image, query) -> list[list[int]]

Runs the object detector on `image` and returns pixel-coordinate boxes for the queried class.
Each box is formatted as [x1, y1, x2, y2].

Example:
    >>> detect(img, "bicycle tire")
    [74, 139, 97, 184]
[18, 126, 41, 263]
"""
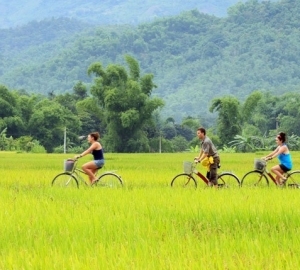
[93, 172, 123, 188]
[171, 173, 197, 188]
[241, 170, 269, 187]
[217, 172, 240, 188]
[286, 170, 300, 188]
[51, 172, 79, 188]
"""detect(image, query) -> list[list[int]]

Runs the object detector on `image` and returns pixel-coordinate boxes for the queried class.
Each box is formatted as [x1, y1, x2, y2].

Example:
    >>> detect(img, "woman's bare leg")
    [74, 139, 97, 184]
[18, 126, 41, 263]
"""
[271, 165, 285, 184]
[82, 161, 98, 183]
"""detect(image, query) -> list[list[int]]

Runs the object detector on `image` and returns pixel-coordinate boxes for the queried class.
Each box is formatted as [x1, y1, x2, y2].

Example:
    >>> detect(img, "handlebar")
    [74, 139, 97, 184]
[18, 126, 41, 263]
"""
[67, 157, 79, 162]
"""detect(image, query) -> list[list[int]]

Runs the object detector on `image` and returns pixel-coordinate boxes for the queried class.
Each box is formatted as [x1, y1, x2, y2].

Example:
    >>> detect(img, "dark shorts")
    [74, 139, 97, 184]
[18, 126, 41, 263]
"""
[208, 156, 220, 185]
[279, 164, 291, 172]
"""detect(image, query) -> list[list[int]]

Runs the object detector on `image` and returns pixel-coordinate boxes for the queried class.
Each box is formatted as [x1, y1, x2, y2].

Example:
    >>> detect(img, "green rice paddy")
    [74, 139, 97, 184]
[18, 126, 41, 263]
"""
[0, 152, 300, 269]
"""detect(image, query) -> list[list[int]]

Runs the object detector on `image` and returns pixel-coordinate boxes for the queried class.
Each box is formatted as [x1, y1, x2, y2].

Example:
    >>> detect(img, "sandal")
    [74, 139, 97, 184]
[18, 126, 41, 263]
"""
[280, 177, 287, 185]
[91, 179, 98, 185]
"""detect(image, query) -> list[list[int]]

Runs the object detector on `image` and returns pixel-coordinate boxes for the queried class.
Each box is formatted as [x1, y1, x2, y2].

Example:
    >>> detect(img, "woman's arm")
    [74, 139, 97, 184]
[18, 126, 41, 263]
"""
[264, 146, 287, 160]
[76, 142, 99, 158]
[269, 145, 287, 159]
[264, 147, 279, 160]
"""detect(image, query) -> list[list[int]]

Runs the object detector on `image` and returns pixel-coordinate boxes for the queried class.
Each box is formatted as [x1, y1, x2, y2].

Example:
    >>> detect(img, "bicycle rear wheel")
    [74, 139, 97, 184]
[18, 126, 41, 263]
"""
[51, 172, 79, 188]
[171, 173, 197, 188]
[241, 170, 269, 187]
[286, 171, 300, 188]
[93, 173, 123, 188]
[218, 173, 240, 188]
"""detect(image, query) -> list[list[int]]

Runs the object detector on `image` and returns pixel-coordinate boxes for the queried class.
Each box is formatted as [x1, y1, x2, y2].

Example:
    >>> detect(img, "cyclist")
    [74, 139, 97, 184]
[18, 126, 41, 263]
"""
[194, 127, 220, 187]
[263, 132, 293, 185]
[75, 132, 104, 184]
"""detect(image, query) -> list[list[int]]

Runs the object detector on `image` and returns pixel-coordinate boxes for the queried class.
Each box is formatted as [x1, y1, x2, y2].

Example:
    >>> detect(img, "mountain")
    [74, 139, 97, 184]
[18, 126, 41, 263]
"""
[1, 0, 255, 29]
[1, 0, 298, 124]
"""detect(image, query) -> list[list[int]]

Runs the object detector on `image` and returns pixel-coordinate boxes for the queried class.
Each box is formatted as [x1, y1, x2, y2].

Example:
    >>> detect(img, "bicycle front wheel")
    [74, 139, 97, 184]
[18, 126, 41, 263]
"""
[218, 173, 240, 188]
[93, 173, 123, 188]
[286, 171, 300, 188]
[51, 172, 79, 188]
[241, 170, 269, 187]
[171, 173, 197, 188]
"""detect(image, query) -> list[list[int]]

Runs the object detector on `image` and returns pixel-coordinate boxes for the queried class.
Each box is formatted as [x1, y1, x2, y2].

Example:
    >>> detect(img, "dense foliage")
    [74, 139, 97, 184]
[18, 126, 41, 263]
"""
[0, 0, 295, 122]
[1, 0, 300, 153]
[1, 77, 300, 153]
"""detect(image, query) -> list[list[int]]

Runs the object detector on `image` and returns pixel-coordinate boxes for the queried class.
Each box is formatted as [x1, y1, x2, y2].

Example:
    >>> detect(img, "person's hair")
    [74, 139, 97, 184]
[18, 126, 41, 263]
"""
[277, 132, 286, 143]
[197, 127, 206, 135]
[89, 132, 100, 141]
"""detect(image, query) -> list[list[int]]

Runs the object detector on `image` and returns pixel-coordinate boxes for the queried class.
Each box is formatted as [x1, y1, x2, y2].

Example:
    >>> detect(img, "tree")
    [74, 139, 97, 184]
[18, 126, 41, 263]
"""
[88, 55, 164, 152]
[76, 97, 105, 136]
[229, 134, 265, 152]
[171, 135, 189, 152]
[28, 99, 81, 152]
[0, 128, 7, 150]
[3, 116, 25, 138]
[241, 91, 263, 123]
[209, 96, 241, 146]
[73, 81, 88, 100]
[0, 85, 17, 118]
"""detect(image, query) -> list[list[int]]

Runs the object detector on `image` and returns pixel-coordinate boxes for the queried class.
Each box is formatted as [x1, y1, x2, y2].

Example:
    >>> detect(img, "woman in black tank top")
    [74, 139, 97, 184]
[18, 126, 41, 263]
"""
[75, 132, 105, 184]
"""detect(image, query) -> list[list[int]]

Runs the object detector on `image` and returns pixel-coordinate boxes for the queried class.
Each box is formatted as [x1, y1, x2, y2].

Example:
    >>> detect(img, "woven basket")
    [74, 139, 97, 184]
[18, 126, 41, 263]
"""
[183, 161, 193, 174]
[64, 159, 75, 172]
[254, 159, 266, 171]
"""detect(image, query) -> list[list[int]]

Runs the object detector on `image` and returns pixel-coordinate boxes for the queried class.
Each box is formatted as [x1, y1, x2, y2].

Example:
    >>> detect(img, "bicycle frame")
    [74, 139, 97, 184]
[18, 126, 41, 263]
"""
[72, 168, 90, 185]
[65, 158, 100, 185]
[264, 166, 299, 186]
[190, 162, 237, 187]
[261, 167, 277, 185]
[191, 165, 209, 184]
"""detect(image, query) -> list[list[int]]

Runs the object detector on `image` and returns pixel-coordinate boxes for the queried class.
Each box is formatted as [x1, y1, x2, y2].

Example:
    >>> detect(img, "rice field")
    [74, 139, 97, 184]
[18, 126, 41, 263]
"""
[1, 151, 300, 269]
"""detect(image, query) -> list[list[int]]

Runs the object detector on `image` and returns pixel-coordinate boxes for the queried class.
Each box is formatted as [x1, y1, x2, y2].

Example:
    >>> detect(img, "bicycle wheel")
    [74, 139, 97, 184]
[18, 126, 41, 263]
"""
[171, 173, 197, 188]
[51, 172, 79, 188]
[93, 173, 123, 188]
[218, 173, 240, 188]
[241, 170, 269, 187]
[286, 171, 300, 188]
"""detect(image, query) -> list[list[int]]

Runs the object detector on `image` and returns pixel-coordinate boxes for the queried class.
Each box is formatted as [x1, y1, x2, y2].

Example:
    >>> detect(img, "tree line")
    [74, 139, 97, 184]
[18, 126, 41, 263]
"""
[1, 55, 300, 154]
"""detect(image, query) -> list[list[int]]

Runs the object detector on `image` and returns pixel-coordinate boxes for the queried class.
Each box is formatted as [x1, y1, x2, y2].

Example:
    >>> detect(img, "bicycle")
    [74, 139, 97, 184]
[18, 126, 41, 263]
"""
[51, 158, 123, 188]
[241, 158, 300, 188]
[170, 161, 240, 188]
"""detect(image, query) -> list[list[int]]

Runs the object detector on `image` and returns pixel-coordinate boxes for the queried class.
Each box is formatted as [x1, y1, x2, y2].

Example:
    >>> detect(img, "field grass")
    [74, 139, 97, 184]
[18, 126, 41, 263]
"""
[0, 151, 300, 269]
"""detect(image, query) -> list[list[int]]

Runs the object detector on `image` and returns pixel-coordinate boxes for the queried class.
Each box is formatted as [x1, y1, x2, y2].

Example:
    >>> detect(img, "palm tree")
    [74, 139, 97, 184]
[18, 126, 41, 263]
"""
[229, 134, 266, 152]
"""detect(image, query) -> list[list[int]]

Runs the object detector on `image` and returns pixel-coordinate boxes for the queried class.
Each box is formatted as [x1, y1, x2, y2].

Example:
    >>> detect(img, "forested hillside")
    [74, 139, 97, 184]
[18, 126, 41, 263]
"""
[0, 0, 298, 123]
[0, 0, 252, 28]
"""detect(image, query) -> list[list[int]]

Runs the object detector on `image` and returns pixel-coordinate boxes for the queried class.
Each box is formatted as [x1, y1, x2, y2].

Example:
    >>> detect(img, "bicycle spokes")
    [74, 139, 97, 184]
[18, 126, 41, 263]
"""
[171, 173, 197, 188]
[286, 171, 300, 188]
[241, 171, 269, 187]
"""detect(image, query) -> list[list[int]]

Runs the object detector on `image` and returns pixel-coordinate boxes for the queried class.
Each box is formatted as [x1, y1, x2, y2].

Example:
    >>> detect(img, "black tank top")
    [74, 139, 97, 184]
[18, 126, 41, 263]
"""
[92, 149, 104, 160]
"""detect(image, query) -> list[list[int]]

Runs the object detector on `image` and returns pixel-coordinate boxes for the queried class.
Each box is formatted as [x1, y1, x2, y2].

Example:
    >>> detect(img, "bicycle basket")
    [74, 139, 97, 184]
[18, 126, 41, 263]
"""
[183, 161, 193, 174]
[64, 159, 75, 172]
[254, 159, 266, 171]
